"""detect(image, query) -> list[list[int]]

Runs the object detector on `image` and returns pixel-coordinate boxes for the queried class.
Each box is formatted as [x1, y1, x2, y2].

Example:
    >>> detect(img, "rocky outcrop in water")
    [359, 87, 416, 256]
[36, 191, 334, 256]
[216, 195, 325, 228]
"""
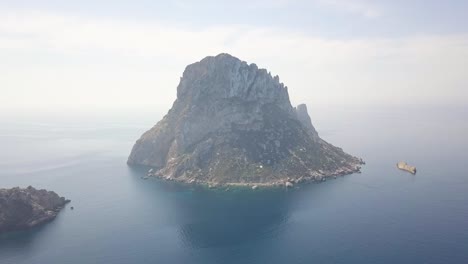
[0, 186, 70, 233]
[128, 53, 363, 186]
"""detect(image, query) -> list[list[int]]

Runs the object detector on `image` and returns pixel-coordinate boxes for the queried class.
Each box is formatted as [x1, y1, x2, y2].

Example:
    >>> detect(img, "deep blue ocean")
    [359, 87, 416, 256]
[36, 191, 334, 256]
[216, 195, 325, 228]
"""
[0, 105, 467, 264]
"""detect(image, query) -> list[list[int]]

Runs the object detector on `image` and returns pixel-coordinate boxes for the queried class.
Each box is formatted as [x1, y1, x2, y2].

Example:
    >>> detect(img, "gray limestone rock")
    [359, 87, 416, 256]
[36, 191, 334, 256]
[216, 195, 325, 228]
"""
[0, 186, 70, 233]
[128, 53, 363, 184]
[295, 104, 319, 140]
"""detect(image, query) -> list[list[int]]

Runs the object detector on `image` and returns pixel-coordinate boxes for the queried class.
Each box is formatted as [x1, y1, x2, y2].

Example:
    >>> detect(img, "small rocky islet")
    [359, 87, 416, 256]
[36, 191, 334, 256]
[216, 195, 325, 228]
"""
[128, 53, 364, 188]
[0, 186, 70, 234]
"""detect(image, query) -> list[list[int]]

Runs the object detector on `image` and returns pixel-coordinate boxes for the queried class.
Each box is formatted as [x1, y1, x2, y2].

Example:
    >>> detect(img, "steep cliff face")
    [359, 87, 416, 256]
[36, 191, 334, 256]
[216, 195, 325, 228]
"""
[0, 186, 70, 233]
[128, 53, 363, 185]
[295, 104, 319, 140]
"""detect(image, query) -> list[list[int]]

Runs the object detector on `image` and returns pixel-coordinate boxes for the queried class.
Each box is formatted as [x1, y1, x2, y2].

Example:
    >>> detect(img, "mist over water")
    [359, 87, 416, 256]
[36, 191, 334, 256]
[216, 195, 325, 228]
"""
[1, 105, 467, 264]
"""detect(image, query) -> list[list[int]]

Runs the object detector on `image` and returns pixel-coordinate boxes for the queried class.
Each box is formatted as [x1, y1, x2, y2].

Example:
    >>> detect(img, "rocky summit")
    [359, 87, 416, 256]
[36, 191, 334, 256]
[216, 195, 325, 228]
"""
[0, 186, 70, 233]
[128, 53, 363, 186]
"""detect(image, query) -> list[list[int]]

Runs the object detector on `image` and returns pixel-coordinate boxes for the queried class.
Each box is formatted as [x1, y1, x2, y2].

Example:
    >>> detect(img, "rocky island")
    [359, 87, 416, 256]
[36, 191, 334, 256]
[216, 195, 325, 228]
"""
[128, 53, 364, 187]
[0, 186, 70, 233]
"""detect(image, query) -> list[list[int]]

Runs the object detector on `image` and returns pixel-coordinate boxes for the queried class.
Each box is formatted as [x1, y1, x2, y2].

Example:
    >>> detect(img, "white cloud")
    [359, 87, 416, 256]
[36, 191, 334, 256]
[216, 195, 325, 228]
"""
[246, 0, 296, 8]
[1, 10, 467, 112]
[318, 0, 382, 18]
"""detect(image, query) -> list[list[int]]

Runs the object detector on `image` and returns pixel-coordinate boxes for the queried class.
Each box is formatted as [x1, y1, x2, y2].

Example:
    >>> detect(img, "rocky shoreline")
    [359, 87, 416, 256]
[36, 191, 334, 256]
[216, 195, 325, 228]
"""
[144, 159, 364, 189]
[0, 186, 70, 234]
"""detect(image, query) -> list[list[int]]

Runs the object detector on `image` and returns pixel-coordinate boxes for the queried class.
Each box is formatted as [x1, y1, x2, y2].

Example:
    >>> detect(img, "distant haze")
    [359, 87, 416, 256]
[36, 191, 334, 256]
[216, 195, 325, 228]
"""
[1, 0, 468, 114]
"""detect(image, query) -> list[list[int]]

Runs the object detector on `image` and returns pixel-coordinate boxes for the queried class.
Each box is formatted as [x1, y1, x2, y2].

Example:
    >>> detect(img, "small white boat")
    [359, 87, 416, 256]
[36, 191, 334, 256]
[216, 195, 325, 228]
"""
[397, 162, 416, 174]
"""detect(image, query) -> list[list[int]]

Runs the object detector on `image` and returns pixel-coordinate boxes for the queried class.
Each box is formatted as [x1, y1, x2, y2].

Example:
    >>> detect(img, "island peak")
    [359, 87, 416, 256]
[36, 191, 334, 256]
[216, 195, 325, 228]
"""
[128, 54, 363, 186]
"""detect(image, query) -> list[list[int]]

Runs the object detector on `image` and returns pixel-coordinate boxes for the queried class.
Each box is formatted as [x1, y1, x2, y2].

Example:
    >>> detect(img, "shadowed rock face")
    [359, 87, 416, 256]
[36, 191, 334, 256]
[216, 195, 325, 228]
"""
[0, 186, 70, 233]
[128, 53, 363, 184]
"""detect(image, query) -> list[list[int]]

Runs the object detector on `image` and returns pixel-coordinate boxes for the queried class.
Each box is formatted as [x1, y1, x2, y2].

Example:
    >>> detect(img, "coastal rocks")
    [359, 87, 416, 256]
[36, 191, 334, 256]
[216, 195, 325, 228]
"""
[128, 53, 364, 185]
[0, 186, 70, 233]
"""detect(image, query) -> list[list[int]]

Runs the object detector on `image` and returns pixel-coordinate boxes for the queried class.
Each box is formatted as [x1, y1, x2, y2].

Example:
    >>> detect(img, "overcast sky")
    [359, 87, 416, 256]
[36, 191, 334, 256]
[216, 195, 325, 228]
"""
[1, 0, 467, 113]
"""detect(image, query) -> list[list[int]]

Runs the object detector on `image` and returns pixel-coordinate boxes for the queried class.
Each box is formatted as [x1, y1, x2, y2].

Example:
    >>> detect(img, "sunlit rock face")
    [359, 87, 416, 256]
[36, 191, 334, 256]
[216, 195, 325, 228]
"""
[128, 53, 363, 184]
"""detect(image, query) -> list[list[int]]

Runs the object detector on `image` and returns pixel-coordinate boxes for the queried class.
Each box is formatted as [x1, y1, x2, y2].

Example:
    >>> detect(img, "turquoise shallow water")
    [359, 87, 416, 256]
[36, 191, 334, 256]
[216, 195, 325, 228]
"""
[0, 106, 467, 264]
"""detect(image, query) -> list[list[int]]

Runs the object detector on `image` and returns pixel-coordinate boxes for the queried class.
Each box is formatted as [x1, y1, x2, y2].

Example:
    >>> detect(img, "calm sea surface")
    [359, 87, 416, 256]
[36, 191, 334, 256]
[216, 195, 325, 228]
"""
[0, 106, 467, 264]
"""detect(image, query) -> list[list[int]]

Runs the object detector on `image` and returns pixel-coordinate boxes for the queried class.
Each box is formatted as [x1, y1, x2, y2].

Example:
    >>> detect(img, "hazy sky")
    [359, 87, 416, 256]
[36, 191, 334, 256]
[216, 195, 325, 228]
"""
[1, 0, 467, 113]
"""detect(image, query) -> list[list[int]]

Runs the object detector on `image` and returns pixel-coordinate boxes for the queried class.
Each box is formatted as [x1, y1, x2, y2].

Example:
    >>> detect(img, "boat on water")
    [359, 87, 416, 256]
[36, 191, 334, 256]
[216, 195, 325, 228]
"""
[397, 162, 417, 174]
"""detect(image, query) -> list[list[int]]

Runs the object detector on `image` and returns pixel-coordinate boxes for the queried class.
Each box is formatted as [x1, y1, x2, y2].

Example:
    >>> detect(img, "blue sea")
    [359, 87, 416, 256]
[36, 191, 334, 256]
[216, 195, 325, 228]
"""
[0, 105, 467, 264]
